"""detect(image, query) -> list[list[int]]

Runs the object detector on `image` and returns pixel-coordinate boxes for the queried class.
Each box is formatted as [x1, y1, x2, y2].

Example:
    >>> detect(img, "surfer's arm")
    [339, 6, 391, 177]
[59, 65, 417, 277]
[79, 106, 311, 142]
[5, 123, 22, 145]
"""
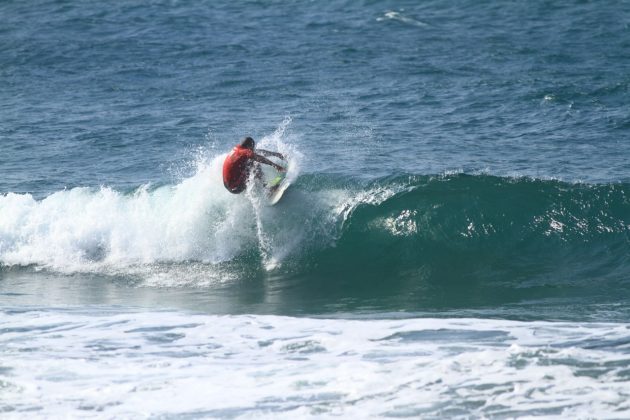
[252, 153, 286, 172]
[256, 149, 285, 160]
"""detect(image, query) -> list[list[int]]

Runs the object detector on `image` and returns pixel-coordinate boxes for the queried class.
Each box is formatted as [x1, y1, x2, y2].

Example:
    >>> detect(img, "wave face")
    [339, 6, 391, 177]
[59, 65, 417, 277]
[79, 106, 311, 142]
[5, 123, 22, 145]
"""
[1, 169, 629, 309]
[292, 174, 630, 309]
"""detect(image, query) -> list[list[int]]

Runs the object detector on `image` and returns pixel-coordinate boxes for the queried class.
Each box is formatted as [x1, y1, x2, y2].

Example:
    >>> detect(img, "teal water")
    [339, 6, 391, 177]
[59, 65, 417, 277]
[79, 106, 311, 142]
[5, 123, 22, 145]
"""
[1, 0, 630, 417]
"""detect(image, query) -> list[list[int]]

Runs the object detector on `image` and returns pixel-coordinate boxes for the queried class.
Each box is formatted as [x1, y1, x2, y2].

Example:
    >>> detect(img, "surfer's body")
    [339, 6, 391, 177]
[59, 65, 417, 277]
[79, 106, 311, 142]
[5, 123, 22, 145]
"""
[222, 137, 285, 194]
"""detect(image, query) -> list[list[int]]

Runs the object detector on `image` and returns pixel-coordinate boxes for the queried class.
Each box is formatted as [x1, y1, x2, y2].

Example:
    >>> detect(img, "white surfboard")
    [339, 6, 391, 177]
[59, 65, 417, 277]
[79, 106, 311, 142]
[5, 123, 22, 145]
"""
[268, 179, 290, 205]
[268, 174, 290, 205]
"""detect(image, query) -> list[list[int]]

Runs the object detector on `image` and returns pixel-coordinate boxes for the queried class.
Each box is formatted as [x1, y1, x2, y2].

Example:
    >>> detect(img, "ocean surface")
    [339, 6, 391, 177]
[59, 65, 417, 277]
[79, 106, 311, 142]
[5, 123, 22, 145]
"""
[1, 0, 630, 418]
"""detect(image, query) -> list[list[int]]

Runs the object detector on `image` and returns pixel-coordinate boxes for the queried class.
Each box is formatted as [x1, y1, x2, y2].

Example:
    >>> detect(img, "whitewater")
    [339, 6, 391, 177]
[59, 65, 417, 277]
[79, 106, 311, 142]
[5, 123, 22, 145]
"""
[0, 122, 306, 272]
[3, 310, 630, 418]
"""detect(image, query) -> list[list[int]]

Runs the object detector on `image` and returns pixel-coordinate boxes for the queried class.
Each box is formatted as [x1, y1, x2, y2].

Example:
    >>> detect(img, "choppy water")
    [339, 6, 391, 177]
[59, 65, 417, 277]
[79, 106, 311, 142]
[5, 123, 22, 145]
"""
[1, 0, 630, 418]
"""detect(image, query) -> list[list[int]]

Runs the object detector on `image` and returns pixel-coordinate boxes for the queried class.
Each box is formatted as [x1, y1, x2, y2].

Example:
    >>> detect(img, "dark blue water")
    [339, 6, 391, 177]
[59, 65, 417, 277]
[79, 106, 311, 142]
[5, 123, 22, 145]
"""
[2, 1, 630, 417]
[3, 0, 629, 196]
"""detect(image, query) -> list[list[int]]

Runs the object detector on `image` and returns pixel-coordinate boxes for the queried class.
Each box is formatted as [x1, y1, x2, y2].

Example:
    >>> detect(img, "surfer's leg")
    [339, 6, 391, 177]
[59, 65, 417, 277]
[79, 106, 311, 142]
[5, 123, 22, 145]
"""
[253, 163, 263, 181]
[250, 163, 268, 188]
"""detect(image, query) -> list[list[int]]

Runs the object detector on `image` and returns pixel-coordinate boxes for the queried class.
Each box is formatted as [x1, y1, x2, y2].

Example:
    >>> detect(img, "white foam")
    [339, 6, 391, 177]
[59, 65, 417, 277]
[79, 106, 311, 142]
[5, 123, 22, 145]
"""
[0, 120, 309, 276]
[377, 11, 428, 27]
[1, 311, 629, 418]
[0, 155, 242, 272]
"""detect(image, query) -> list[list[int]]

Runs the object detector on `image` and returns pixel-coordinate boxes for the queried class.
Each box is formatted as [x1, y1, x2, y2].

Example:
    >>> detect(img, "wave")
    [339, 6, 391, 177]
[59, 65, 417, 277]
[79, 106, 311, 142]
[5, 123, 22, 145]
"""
[291, 174, 630, 308]
[0, 119, 303, 273]
[1, 159, 629, 305]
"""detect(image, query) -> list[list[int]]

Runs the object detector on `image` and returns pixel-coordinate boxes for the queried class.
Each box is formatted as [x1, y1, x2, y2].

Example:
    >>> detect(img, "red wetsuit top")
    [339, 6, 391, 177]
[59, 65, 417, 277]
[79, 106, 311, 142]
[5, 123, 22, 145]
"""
[223, 145, 254, 193]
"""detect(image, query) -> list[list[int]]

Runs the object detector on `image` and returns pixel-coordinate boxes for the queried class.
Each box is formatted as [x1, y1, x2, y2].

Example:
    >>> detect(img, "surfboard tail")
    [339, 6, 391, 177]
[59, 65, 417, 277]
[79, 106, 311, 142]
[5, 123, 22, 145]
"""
[268, 180, 290, 205]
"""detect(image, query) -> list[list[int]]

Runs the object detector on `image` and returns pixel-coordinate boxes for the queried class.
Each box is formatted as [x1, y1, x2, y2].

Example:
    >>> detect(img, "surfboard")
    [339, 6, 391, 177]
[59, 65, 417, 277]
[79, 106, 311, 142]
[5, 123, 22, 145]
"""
[262, 156, 291, 205]
[268, 174, 290, 205]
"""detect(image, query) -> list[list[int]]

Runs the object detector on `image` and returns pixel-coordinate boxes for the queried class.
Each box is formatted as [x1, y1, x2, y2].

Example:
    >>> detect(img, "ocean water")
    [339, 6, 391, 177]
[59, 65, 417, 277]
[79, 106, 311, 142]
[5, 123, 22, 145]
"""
[1, 0, 630, 418]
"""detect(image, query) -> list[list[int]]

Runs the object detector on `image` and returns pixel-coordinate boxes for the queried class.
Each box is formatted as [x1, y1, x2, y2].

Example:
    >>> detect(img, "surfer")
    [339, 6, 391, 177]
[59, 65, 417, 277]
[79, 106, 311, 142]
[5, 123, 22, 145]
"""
[222, 136, 286, 194]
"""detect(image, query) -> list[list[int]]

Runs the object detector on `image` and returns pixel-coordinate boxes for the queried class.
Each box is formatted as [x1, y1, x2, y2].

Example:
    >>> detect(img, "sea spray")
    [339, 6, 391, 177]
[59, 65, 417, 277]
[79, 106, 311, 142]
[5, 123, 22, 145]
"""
[0, 119, 310, 274]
